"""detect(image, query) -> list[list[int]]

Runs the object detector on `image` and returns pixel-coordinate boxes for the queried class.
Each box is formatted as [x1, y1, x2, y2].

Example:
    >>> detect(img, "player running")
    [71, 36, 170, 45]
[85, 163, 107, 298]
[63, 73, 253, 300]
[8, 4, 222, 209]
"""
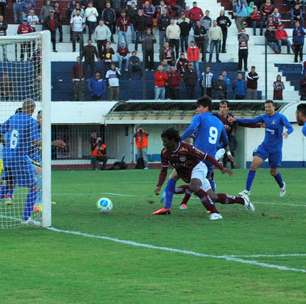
[229, 100, 293, 197]
[296, 103, 306, 136]
[0, 99, 41, 225]
[153, 128, 254, 220]
[160, 96, 229, 212]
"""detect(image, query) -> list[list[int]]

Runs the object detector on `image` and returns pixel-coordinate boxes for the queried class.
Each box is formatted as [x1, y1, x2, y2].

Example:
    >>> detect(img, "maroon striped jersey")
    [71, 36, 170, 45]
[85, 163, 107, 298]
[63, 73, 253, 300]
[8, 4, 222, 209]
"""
[157, 142, 222, 186]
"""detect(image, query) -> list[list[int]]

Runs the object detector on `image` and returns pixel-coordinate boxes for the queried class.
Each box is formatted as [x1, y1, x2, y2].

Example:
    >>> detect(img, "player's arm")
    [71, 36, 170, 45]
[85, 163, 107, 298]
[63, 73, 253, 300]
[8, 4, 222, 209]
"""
[281, 114, 293, 138]
[235, 115, 264, 126]
[303, 123, 306, 136]
[180, 114, 201, 141]
[155, 153, 169, 195]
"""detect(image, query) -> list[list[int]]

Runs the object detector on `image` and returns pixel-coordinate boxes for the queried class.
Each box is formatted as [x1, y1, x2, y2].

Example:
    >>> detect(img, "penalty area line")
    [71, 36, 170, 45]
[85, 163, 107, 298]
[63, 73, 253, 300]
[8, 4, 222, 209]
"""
[47, 226, 306, 274]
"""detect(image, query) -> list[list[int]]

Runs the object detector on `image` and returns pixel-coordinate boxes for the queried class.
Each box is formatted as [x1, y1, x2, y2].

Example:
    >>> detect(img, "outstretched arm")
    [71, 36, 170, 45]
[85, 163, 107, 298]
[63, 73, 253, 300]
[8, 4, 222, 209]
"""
[281, 114, 293, 135]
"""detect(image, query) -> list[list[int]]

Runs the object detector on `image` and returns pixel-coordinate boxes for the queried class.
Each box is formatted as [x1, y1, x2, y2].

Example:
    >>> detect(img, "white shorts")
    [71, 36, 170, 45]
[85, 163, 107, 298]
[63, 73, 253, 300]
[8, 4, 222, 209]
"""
[191, 162, 211, 192]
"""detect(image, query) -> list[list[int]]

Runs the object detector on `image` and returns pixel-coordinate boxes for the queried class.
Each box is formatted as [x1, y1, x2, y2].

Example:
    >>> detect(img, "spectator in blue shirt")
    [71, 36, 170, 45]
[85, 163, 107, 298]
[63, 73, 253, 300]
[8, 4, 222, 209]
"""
[292, 20, 305, 62]
[232, 73, 247, 99]
[88, 71, 106, 100]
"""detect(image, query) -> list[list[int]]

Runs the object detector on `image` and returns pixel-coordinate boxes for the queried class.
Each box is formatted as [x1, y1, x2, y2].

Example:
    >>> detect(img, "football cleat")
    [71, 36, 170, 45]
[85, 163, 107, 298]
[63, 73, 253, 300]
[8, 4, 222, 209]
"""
[179, 203, 188, 210]
[280, 182, 286, 198]
[152, 207, 171, 215]
[209, 213, 223, 221]
[240, 193, 255, 212]
[239, 189, 251, 197]
[21, 217, 41, 226]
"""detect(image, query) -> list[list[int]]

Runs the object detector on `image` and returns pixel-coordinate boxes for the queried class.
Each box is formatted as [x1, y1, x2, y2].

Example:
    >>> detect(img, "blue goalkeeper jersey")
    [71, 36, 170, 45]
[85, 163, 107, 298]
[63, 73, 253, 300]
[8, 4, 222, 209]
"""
[237, 112, 293, 152]
[0, 112, 40, 160]
[181, 112, 228, 157]
[303, 122, 306, 136]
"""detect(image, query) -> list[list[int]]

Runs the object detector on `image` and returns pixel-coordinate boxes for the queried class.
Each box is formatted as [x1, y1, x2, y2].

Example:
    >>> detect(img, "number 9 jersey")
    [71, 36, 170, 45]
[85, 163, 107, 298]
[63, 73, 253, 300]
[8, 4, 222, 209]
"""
[180, 112, 228, 158]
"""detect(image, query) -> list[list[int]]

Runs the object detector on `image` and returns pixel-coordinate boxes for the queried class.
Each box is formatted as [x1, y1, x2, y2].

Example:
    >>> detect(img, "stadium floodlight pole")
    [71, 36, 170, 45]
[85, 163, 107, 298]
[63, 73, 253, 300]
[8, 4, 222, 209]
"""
[264, 38, 267, 99]
[41, 30, 52, 227]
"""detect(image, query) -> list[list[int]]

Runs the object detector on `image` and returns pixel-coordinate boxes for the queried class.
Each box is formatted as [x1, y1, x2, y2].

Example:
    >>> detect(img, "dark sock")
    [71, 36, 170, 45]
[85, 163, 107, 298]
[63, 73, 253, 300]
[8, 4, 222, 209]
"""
[273, 173, 284, 188]
[215, 193, 244, 205]
[194, 189, 219, 213]
[175, 184, 192, 205]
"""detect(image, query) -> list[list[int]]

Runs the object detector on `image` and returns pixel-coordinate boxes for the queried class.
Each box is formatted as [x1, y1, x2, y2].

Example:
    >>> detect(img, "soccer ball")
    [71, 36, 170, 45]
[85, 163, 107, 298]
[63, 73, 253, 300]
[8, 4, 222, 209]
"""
[97, 197, 113, 213]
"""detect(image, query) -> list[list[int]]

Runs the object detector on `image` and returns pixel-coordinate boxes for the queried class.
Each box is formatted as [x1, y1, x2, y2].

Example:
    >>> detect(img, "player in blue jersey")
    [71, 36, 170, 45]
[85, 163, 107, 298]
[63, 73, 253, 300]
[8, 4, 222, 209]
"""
[158, 96, 233, 212]
[230, 100, 293, 197]
[0, 99, 41, 224]
[296, 103, 306, 136]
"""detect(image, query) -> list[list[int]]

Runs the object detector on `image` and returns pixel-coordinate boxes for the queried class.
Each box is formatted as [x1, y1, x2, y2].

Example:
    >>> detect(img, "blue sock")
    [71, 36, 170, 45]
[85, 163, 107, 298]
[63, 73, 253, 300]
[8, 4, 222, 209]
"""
[246, 170, 256, 191]
[209, 179, 216, 192]
[274, 173, 284, 188]
[23, 186, 37, 221]
[164, 178, 176, 209]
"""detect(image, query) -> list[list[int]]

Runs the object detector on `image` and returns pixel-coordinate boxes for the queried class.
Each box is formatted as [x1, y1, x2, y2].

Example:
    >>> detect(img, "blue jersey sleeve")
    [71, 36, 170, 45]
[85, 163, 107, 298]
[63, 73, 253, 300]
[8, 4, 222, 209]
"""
[237, 115, 264, 125]
[280, 114, 293, 135]
[30, 119, 41, 142]
[181, 114, 201, 141]
[303, 123, 306, 136]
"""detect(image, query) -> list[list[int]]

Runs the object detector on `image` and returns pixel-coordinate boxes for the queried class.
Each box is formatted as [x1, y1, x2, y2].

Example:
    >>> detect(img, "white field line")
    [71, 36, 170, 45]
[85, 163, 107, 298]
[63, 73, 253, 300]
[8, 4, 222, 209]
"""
[227, 253, 306, 258]
[47, 226, 306, 274]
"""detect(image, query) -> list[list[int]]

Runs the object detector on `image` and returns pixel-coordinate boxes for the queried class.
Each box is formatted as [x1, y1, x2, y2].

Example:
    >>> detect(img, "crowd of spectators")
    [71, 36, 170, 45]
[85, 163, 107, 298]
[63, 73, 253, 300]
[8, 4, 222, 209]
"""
[0, 0, 305, 101]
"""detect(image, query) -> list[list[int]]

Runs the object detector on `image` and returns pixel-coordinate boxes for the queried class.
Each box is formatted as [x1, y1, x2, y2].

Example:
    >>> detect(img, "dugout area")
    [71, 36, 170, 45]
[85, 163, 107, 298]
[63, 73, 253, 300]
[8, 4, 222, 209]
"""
[49, 100, 305, 169]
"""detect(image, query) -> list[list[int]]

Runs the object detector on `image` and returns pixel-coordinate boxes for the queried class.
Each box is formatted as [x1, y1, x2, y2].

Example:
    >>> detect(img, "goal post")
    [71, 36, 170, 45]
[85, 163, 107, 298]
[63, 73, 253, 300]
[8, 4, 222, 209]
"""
[0, 31, 52, 228]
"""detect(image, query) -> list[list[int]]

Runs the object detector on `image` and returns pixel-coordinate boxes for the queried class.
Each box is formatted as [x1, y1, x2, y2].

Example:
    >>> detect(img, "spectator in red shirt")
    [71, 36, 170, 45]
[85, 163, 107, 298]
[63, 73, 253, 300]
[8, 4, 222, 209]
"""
[54, 2, 63, 43]
[188, 1, 204, 24]
[187, 41, 200, 76]
[154, 64, 168, 99]
[167, 66, 181, 99]
[91, 137, 107, 170]
[117, 10, 130, 46]
[250, 6, 261, 36]
[17, 18, 33, 61]
[44, 10, 58, 52]
[275, 24, 291, 54]
[260, 0, 274, 35]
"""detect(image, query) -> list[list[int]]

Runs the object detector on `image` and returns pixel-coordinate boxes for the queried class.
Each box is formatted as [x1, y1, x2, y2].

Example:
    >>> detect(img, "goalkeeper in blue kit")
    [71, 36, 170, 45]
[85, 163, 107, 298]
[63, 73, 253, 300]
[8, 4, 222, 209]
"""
[0, 99, 41, 224]
[230, 100, 293, 197]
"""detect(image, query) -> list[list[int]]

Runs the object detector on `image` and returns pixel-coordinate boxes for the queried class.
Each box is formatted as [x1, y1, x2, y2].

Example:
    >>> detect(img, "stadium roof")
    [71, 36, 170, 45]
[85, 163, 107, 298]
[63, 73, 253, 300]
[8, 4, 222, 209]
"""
[104, 100, 290, 125]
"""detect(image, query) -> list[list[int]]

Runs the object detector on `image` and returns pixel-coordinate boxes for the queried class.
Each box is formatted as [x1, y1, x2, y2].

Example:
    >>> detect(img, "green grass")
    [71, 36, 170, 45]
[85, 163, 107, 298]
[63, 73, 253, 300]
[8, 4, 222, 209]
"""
[1, 169, 306, 304]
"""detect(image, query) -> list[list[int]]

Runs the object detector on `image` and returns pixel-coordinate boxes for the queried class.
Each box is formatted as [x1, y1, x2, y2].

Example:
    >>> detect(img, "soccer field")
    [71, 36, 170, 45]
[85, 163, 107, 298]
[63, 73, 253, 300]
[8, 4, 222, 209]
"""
[1, 169, 306, 304]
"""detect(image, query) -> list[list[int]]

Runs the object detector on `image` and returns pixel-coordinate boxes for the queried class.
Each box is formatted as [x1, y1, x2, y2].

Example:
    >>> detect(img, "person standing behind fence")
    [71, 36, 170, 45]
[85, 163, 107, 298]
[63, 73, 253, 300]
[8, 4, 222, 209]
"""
[72, 56, 85, 101]
[70, 9, 85, 53]
[135, 128, 149, 169]
[106, 63, 121, 101]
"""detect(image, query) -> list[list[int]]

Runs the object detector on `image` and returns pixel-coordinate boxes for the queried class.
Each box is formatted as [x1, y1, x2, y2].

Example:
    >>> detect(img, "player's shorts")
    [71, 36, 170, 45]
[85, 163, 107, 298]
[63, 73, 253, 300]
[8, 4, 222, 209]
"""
[191, 162, 211, 192]
[204, 160, 214, 180]
[253, 144, 282, 168]
[3, 156, 37, 187]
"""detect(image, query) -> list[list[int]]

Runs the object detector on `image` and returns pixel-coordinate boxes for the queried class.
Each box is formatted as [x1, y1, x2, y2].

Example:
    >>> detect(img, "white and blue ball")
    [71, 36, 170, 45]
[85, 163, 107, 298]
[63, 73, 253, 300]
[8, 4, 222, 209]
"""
[97, 197, 113, 213]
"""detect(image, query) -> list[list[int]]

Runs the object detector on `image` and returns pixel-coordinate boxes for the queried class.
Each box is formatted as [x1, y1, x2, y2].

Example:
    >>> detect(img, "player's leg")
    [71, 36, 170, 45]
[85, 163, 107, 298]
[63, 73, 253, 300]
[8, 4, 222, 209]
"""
[0, 167, 15, 205]
[189, 162, 221, 220]
[175, 184, 192, 210]
[269, 151, 286, 197]
[241, 148, 266, 195]
[153, 170, 178, 215]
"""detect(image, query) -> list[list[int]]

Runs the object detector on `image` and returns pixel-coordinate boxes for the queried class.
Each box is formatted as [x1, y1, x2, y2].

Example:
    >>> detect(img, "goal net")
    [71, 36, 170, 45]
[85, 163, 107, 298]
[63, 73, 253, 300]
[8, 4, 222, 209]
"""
[0, 31, 51, 228]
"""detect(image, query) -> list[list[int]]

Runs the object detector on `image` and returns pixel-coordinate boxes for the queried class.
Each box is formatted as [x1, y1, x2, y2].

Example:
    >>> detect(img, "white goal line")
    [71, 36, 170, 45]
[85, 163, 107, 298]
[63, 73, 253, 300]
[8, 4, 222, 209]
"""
[47, 226, 306, 274]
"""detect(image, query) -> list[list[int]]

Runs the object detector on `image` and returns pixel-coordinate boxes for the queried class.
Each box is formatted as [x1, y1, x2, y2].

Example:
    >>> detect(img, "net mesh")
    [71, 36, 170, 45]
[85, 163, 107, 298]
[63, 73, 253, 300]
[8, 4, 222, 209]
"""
[0, 34, 43, 228]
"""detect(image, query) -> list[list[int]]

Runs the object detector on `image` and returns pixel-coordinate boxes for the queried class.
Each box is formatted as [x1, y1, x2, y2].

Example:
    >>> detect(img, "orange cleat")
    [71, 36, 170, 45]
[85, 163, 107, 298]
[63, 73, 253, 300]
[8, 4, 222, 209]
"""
[152, 207, 171, 215]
